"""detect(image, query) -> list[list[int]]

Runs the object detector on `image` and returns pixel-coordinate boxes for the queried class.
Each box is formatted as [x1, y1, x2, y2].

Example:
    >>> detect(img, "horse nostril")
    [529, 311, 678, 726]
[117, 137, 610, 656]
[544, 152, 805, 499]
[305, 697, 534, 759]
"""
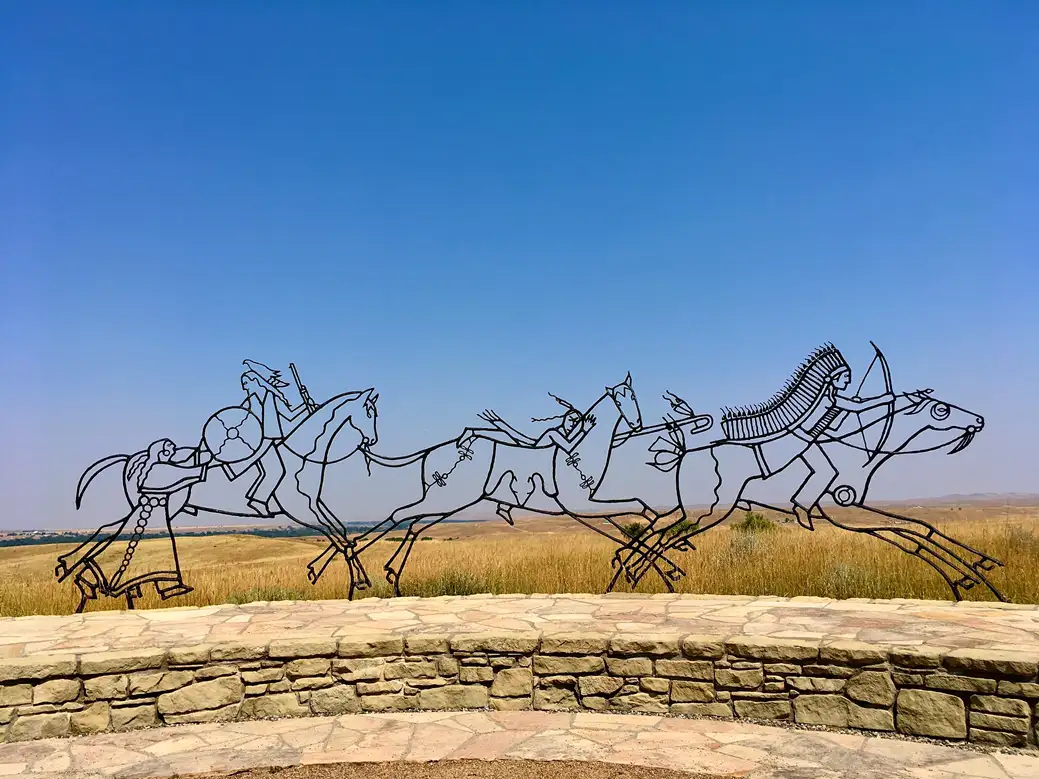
[976, 417, 984, 429]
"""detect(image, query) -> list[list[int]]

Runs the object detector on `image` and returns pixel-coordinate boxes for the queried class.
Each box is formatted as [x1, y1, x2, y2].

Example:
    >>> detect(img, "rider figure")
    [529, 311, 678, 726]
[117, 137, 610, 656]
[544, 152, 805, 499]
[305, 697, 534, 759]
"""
[458, 394, 595, 453]
[456, 394, 596, 525]
[722, 344, 895, 531]
[229, 360, 309, 516]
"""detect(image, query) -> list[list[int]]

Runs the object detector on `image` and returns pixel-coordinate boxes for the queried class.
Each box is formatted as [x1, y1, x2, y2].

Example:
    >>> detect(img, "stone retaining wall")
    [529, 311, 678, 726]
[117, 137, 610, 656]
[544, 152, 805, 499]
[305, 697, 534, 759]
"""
[3, 633, 1038, 748]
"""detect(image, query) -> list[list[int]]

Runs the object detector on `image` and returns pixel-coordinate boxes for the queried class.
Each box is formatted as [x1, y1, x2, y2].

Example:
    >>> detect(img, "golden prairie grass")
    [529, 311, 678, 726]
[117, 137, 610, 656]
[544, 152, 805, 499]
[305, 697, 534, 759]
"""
[2, 517, 1038, 617]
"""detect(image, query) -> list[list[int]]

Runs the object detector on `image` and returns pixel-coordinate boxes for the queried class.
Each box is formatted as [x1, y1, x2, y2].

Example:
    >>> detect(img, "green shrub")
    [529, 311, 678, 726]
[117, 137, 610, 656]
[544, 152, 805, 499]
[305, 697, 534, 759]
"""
[622, 521, 647, 539]
[732, 511, 776, 534]
[664, 518, 697, 539]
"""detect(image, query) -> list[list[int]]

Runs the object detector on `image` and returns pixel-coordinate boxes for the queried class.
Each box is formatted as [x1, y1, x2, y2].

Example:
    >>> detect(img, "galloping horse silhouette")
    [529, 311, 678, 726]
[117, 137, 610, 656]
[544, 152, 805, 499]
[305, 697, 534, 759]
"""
[59, 390, 379, 610]
[614, 390, 1005, 602]
[307, 374, 686, 598]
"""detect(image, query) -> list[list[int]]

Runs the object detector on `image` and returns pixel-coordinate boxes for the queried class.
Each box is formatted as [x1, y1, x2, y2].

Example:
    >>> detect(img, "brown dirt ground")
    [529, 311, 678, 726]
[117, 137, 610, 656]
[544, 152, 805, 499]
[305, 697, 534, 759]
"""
[180, 760, 715, 779]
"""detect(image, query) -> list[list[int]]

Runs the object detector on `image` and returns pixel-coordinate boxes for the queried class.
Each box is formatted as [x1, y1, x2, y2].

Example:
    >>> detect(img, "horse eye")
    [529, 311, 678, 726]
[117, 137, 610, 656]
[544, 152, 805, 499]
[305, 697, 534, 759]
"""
[931, 404, 950, 420]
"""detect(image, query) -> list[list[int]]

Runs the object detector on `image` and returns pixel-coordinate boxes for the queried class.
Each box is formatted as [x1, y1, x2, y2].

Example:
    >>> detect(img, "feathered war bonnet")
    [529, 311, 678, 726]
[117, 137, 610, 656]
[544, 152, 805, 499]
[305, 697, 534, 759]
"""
[720, 343, 851, 442]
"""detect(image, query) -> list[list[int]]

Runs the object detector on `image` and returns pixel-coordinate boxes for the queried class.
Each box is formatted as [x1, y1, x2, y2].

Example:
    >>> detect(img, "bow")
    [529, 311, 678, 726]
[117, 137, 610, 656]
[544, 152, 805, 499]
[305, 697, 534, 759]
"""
[855, 341, 893, 465]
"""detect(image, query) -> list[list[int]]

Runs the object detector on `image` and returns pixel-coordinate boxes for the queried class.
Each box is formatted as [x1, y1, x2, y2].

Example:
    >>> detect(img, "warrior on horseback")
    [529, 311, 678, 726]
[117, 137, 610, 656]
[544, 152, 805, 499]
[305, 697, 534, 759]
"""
[454, 394, 599, 524]
[225, 360, 312, 516]
[458, 395, 595, 452]
[720, 343, 894, 530]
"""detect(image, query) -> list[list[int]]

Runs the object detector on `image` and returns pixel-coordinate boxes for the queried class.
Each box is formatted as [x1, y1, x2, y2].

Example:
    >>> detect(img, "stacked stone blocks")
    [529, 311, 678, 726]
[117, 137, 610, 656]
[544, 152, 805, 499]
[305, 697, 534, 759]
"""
[3, 633, 1038, 748]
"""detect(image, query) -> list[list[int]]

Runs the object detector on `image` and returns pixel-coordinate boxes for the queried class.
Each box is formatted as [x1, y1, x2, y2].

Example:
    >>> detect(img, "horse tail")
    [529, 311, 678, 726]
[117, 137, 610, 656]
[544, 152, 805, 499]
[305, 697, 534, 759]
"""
[693, 446, 725, 525]
[708, 447, 724, 511]
[76, 455, 130, 510]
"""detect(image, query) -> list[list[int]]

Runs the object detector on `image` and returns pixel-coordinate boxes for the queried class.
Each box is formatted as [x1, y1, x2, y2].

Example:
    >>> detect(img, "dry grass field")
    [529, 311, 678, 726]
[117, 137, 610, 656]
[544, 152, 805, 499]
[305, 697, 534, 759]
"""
[3, 503, 1038, 617]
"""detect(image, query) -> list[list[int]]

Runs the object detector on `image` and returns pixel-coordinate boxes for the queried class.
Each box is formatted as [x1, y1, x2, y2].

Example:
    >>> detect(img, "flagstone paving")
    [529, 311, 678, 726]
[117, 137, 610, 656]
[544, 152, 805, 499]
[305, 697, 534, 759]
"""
[1, 710, 1037, 779]
[4, 594, 1039, 660]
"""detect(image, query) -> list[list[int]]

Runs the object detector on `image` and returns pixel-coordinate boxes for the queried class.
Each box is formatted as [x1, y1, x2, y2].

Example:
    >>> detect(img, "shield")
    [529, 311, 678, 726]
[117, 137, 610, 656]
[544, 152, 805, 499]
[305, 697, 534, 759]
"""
[203, 407, 263, 464]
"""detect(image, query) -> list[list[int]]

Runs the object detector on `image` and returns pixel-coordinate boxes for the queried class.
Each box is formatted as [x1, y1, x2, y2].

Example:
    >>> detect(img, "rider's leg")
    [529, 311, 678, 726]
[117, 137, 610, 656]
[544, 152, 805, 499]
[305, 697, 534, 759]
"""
[385, 511, 461, 596]
[248, 445, 285, 515]
[791, 446, 838, 531]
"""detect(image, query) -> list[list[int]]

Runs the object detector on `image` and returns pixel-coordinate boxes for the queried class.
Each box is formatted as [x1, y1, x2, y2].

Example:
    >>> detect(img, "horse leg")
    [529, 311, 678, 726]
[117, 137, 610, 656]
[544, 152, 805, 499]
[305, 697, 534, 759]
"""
[858, 505, 1004, 574]
[311, 496, 377, 596]
[627, 445, 762, 586]
[596, 512, 686, 591]
[315, 495, 357, 551]
[344, 543, 372, 599]
[555, 490, 685, 587]
[605, 508, 703, 594]
[271, 478, 357, 591]
[308, 510, 406, 584]
[384, 524, 420, 597]
[819, 506, 1008, 602]
[384, 511, 463, 597]
[308, 511, 427, 594]
[549, 511, 683, 594]
[628, 505, 737, 590]
[307, 544, 341, 585]
[831, 505, 1006, 599]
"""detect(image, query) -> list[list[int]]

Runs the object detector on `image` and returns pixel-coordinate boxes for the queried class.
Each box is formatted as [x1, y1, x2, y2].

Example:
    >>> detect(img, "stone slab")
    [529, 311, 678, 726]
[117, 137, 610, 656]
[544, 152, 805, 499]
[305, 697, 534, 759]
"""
[0, 710, 1037, 779]
[2, 595, 1038, 660]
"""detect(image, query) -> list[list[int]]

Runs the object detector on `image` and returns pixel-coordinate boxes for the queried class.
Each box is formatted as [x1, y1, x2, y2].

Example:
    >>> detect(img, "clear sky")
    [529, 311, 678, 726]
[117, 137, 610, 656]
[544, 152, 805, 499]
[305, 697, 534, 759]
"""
[1, 3, 1036, 530]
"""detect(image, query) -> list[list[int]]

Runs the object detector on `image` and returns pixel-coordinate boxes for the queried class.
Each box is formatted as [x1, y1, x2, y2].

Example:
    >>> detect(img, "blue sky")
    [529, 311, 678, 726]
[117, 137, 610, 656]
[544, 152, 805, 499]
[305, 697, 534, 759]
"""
[1, 3, 1036, 530]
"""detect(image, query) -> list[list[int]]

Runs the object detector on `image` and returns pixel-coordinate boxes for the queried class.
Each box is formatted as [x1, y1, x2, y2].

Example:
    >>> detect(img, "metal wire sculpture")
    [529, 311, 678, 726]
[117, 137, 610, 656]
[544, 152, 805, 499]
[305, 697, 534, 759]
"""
[57, 344, 1007, 611]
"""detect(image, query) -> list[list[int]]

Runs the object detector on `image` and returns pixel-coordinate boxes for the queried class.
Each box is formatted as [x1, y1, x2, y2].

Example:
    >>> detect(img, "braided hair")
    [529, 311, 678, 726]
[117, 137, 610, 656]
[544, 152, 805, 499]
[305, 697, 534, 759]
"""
[531, 393, 585, 428]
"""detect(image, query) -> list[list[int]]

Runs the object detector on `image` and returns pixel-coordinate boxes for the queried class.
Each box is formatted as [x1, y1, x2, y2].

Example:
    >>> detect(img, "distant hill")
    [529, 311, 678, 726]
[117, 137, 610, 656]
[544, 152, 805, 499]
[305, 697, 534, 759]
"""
[880, 493, 1039, 506]
[4, 493, 1035, 540]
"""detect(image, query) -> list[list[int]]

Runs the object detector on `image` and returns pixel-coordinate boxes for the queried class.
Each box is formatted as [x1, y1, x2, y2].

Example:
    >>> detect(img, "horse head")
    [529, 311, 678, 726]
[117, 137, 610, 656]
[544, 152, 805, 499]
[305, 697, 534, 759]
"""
[606, 372, 643, 432]
[888, 391, 984, 457]
[349, 389, 379, 450]
[827, 390, 985, 508]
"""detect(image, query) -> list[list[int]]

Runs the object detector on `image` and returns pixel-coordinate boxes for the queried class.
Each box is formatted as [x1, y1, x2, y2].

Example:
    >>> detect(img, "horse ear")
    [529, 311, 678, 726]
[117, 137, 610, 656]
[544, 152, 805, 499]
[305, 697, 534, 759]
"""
[624, 372, 632, 387]
[905, 395, 927, 415]
[371, 393, 379, 404]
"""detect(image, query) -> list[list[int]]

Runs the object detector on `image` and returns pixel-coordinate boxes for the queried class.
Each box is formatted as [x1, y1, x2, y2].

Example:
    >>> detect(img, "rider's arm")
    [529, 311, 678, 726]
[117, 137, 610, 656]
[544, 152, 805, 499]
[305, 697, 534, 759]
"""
[834, 392, 896, 413]
[491, 419, 536, 445]
[276, 395, 309, 421]
[484, 428, 530, 445]
[535, 429, 581, 452]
